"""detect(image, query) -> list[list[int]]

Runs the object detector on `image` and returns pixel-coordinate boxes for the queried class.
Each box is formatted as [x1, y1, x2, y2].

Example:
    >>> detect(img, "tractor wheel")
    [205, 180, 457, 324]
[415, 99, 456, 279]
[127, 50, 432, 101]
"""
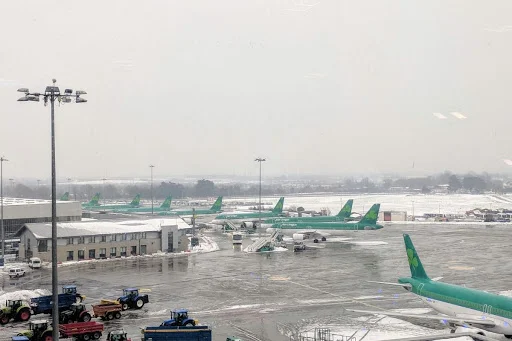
[83, 334, 91, 341]
[93, 332, 101, 339]
[81, 312, 92, 322]
[121, 303, 128, 311]
[114, 312, 121, 319]
[106, 312, 114, 320]
[18, 308, 31, 321]
[43, 332, 53, 341]
[135, 298, 144, 309]
[0, 315, 10, 325]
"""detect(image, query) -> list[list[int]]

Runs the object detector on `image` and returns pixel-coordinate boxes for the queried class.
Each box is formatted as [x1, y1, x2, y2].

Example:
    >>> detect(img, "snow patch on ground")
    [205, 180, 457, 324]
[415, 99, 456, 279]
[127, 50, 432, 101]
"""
[0, 289, 50, 304]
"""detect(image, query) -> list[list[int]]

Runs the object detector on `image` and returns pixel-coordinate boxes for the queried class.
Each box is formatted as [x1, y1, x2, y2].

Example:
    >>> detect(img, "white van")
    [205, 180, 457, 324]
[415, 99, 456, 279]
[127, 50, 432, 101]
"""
[28, 257, 41, 269]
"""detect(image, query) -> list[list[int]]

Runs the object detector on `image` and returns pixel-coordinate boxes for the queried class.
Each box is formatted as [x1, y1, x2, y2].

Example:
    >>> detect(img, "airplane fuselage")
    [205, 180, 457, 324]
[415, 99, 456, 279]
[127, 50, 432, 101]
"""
[211, 212, 284, 225]
[271, 222, 384, 231]
[399, 277, 512, 335]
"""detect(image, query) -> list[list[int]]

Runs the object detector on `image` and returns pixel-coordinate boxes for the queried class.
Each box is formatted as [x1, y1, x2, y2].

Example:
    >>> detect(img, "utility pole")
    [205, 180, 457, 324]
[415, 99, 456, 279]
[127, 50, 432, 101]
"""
[254, 158, 266, 231]
[0, 157, 8, 264]
[149, 165, 155, 215]
[18, 79, 87, 341]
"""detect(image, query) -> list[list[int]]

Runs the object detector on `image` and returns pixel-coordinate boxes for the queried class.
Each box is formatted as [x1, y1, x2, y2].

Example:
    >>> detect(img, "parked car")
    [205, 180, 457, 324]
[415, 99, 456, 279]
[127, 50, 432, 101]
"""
[28, 258, 41, 269]
[8, 268, 25, 279]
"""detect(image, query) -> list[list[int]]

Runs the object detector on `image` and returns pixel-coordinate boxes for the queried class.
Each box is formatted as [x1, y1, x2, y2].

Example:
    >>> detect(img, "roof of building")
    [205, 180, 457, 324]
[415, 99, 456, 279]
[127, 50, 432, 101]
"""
[1, 197, 72, 206]
[15, 218, 191, 239]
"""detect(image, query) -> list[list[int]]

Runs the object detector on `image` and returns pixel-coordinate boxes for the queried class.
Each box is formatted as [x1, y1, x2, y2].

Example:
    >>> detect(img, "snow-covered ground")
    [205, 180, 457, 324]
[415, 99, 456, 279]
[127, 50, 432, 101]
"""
[222, 193, 512, 216]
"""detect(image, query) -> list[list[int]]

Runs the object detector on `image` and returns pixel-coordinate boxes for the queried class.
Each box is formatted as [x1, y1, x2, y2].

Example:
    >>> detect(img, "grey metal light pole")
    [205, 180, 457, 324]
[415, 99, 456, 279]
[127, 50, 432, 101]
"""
[18, 80, 87, 341]
[149, 165, 155, 215]
[0, 157, 8, 262]
[254, 158, 266, 230]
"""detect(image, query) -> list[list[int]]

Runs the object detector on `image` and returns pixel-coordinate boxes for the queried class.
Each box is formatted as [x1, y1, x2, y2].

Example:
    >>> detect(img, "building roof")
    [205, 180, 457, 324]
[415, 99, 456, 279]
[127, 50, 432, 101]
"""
[1, 197, 71, 206]
[15, 218, 191, 239]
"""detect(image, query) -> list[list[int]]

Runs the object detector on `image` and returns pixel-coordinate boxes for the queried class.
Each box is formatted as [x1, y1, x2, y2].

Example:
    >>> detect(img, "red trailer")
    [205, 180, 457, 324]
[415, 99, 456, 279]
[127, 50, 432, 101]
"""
[59, 321, 104, 340]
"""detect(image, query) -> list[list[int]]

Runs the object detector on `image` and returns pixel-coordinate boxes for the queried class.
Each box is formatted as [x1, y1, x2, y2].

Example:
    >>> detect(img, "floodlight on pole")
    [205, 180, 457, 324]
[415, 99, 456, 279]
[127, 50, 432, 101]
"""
[0, 157, 8, 263]
[254, 157, 266, 232]
[17, 79, 87, 341]
[149, 165, 155, 215]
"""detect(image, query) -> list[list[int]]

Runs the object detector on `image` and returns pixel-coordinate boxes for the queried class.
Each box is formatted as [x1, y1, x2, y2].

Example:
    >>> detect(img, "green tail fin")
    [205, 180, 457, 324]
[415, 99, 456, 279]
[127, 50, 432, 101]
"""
[89, 193, 100, 206]
[403, 234, 429, 280]
[358, 204, 380, 224]
[60, 192, 69, 201]
[160, 195, 172, 209]
[130, 194, 141, 206]
[336, 199, 353, 218]
[210, 196, 223, 211]
[272, 197, 285, 213]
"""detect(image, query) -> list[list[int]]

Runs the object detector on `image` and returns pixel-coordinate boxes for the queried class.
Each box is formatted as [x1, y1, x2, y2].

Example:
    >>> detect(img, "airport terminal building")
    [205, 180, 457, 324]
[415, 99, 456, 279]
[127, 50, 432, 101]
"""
[1, 198, 82, 238]
[15, 218, 192, 262]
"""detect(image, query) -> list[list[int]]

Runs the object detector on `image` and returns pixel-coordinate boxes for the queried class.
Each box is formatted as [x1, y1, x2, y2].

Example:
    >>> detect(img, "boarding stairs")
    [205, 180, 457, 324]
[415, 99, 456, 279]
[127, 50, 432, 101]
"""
[245, 230, 282, 252]
[223, 221, 239, 232]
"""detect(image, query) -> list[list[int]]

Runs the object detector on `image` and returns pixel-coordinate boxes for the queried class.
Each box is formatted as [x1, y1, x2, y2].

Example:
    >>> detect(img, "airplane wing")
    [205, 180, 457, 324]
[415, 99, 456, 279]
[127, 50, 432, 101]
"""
[347, 309, 496, 328]
[367, 280, 412, 289]
[296, 230, 331, 239]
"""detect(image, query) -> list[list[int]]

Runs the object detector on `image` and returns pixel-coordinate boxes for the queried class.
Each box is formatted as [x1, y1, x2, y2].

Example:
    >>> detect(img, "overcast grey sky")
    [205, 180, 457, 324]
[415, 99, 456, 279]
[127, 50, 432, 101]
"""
[2, 1, 512, 180]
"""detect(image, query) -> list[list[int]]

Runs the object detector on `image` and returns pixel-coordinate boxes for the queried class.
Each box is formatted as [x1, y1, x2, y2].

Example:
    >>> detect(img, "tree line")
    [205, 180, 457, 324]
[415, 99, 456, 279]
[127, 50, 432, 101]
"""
[4, 171, 511, 201]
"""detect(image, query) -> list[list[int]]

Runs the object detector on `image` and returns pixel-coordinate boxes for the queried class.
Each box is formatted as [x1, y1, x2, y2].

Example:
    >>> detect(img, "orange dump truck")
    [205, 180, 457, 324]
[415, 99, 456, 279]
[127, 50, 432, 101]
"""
[91, 300, 122, 321]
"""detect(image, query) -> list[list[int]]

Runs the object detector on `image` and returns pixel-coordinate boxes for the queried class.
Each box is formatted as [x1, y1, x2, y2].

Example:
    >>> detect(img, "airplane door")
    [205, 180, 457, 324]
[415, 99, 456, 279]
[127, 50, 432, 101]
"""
[418, 283, 425, 296]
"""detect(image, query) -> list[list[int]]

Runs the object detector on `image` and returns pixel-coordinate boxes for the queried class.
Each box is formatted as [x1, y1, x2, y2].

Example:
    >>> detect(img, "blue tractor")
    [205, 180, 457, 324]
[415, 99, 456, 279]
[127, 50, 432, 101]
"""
[117, 288, 149, 311]
[161, 309, 197, 327]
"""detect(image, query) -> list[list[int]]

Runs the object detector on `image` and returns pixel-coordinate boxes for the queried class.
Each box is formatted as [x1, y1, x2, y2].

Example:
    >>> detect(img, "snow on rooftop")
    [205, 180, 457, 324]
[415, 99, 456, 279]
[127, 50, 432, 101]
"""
[22, 218, 191, 239]
[0, 197, 75, 206]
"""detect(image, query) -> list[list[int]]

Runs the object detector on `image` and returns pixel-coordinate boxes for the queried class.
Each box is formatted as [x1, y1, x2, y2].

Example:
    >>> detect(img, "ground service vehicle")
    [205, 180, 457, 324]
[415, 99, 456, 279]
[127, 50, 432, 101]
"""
[142, 326, 211, 341]
[91, 301, 122, 320]
[117, 288, 148, 310]
[161, 310, 197, 327]
[16, 320, 53, 341]
[106, 330, 131, 341]
[9, 268, 25, 278]
[59, 303, 92, 324]
[28, 258, 41, 269]
[31, 285, 86, 315]
[59, 321, 104, 340]
[0, 300, 31, 324]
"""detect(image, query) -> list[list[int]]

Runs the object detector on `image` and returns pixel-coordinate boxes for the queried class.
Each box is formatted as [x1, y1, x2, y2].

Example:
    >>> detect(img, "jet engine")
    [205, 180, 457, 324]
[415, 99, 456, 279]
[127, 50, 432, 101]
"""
[293, 233, 305, 241]
[241, 221, 256, 229]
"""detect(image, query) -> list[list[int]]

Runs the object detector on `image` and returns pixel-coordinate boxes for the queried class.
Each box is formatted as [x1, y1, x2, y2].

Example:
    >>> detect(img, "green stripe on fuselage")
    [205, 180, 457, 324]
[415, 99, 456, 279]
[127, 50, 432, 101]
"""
[272, 222, 383, 230]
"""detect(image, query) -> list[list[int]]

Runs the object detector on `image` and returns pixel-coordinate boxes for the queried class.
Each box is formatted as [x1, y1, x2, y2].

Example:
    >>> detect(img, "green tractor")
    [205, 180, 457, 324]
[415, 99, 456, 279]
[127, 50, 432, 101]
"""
[106, 330, 130, 341]
[59, 303, 92, 324]
[0, 300, 31, 324]
[17, 320, 53, 341]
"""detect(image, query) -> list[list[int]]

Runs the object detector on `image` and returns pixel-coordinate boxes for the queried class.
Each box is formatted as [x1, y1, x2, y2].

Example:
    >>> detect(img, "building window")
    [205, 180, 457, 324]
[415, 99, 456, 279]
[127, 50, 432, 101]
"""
[121, 234, 127, 241]
[78, 250, 85, 260]
[112, 235, 117, 242]
[89, 249, 96, 259]
[38, 240, 48, 252]
[141, 232, 147, 239]
[27, 238, 31, 250]
[67, 238, 73, 245]
[110, 247, 116, 257]
[131, 246, 137, 255]
[140, 245, 147, 255]
[100, 235, 106, 243]
[78, 237, 84, 244]
[67, 251, 74, 261]
[87, 237, 93, 244]
[99, 248, 106, 258]
[120, 247, 127, 257]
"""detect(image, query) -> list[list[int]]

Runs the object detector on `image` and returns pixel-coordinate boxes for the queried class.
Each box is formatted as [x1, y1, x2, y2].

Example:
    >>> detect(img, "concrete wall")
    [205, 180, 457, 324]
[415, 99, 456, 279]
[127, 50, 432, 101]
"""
[3, 201, 81, 220]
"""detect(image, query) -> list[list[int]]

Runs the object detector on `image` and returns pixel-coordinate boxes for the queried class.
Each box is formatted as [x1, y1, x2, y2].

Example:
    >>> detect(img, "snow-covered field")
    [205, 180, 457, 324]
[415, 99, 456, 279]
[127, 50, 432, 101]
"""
[223, 193, 512, 216]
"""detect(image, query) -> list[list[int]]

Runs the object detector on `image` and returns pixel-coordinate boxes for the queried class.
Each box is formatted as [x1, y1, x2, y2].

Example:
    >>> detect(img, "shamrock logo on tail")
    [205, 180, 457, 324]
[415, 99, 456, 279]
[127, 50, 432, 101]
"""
[407, 248, 419, 269]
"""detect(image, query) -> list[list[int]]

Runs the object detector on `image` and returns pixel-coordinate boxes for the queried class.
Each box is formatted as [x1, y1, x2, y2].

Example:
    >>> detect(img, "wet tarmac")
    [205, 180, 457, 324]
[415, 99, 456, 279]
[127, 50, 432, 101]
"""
[2, 223, 512, 341]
